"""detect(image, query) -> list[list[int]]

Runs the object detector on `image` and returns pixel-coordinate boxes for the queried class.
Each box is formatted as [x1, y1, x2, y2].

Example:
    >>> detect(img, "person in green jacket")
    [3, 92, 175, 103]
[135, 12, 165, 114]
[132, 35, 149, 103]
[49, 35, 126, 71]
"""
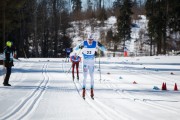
[3, 41, 14, 86]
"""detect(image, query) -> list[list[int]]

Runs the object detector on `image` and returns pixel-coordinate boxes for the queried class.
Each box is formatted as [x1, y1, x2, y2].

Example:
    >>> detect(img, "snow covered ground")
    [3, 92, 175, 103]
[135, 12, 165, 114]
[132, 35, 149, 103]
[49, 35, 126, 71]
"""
[0, 56, 180, 120]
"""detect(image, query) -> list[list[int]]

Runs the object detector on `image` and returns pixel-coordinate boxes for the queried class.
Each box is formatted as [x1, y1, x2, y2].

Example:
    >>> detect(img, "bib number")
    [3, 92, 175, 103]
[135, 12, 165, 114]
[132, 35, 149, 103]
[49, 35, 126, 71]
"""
[87, 51, 91, 54]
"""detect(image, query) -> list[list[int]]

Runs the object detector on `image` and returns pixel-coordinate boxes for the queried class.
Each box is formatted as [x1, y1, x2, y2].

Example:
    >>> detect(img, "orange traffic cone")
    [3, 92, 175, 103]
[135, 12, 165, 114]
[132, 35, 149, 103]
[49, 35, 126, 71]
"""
[162, 82, 167, 90]
[162, 82, 165, 90]
[164, 82, 167, 90]
[174, 83, 178, 91]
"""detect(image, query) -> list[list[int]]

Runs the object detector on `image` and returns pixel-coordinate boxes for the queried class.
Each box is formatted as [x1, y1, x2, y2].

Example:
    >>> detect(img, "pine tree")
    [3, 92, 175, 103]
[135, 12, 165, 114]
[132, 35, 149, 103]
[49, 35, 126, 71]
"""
[145, 0, 156, 55]
[0, 0, 26, 53]
[106, 29, 119, 57]
[72, 0, 82, 12]
[71, 0, 82, 20]
[87, 0, 93, 11]
[145, 0, 172, 55]
[114, 0, 133, 50]
[168, 0, 180, 34]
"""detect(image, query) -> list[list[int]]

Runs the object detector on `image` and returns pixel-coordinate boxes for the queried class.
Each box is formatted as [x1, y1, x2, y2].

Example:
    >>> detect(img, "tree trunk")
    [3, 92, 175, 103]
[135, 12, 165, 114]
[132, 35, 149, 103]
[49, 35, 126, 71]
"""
[3, 1, 6, 48]
[53, 0, 58, 57]
[150, 36, 153, 56]
[113, 44, 117, 57]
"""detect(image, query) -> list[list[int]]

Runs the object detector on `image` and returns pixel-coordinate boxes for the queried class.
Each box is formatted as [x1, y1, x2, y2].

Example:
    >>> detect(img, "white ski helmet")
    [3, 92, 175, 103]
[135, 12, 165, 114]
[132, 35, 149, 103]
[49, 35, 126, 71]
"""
[87, 33, 94, 40]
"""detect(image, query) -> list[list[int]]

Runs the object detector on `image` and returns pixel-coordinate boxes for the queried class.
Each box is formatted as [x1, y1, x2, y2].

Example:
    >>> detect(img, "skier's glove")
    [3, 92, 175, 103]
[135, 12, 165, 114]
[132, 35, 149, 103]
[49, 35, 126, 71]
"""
[79, 45, 84, 49]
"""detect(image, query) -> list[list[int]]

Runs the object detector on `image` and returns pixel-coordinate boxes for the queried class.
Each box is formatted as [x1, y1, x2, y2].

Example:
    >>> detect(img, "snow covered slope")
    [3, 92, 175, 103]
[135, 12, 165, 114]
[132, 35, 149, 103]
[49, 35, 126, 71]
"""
[0, 56, 180, 120]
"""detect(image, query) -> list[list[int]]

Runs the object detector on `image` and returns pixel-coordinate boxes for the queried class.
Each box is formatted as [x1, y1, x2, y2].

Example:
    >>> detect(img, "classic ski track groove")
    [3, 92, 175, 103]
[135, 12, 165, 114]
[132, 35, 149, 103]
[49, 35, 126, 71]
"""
[116, 64, 180, 85]
[62, 61, 179, 119]
[62, 62, 107, 120]
[102, 64, 180, 84]
[103, 71, 179, 114]
[62, 62, 130, 120]
[120, 69, 180, 106]
[0, 63, 50, 120]
[74, 80, 126, 120]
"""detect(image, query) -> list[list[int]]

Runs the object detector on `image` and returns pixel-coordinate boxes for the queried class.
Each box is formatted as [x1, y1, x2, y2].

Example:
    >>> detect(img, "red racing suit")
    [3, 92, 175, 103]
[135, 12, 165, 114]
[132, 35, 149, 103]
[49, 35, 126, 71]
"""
[70, 55, 81, 79]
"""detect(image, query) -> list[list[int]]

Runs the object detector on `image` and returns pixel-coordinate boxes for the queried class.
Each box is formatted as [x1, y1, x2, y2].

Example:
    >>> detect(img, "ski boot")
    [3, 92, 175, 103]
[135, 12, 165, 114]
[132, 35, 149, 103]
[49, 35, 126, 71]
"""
[72, 76, 75, 81]
[82, 88, 85, 99]
[77, 75, 79, 81]
[90, 88, 94, 100]
[3, 83, 11, 86]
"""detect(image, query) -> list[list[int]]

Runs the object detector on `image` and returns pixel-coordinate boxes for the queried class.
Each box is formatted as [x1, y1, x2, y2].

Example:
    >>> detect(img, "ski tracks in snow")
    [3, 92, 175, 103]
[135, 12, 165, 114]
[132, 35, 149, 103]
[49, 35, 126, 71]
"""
[73, 80, 128, 120]
[103, 72, 180, 115]
[98, 63, 180, 119]
[0, 63, 50, 120]
[62, 60, 180, 119]
[62, 61, 130, 120]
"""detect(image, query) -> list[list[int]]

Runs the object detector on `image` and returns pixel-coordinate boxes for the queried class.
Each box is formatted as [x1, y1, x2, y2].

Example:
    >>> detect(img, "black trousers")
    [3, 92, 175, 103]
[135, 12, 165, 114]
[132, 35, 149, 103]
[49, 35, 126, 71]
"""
[3, 67, 12, 84]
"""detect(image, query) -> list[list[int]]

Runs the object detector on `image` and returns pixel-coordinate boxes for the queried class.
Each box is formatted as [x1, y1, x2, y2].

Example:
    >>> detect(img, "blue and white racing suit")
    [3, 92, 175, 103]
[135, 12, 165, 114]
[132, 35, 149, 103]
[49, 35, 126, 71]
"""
[74, 40, 106, 89]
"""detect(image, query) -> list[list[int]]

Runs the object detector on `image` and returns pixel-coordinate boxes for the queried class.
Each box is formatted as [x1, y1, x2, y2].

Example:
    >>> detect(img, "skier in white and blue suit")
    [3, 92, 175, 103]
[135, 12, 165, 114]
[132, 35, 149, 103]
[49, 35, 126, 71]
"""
[74, 33, 106, 99]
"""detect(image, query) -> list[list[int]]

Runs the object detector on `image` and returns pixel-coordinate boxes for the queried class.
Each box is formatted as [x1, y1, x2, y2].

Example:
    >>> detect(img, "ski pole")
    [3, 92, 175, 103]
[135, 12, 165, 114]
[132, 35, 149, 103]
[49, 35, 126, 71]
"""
[98, 49, 101, 82]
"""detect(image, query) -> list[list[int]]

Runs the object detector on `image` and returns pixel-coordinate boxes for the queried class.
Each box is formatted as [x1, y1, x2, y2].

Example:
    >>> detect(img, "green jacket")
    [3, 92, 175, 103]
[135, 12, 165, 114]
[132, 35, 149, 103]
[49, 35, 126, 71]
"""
[3, 46, 14, 67]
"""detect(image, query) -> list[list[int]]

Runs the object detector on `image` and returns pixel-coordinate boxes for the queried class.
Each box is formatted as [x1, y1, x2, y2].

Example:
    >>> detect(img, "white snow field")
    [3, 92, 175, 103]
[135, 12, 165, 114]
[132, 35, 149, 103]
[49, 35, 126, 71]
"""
[0, 56, 180, 120]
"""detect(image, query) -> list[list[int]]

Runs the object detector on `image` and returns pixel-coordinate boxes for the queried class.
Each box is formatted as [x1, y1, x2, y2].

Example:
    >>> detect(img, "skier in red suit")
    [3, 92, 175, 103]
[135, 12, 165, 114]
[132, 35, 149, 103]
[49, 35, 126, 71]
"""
[70, 53, 81, 81]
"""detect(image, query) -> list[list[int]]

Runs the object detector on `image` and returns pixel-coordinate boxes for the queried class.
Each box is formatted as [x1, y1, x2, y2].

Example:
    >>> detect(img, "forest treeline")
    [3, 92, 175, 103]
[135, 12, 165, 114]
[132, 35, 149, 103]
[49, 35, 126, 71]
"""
[0, 0, 179, 57]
